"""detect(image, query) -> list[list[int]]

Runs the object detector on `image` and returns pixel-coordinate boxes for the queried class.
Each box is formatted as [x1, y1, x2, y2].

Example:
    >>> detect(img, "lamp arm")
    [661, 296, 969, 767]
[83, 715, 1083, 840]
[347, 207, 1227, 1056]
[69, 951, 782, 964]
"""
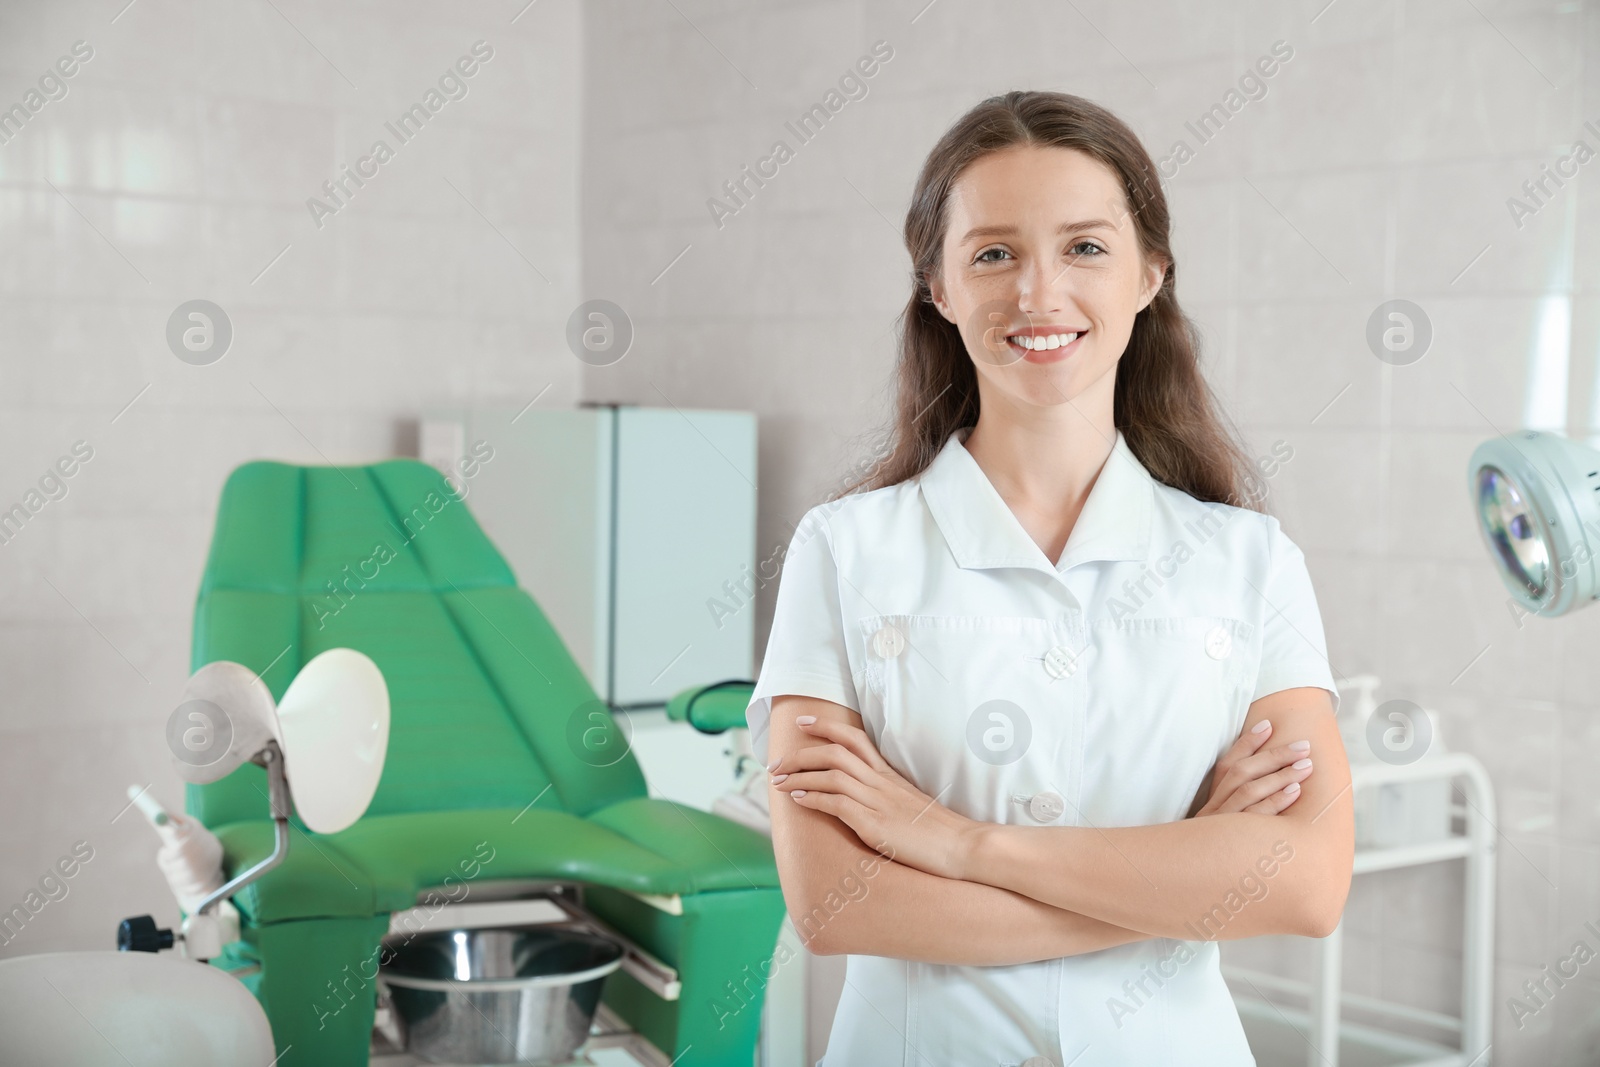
[195, 741, 292, 918]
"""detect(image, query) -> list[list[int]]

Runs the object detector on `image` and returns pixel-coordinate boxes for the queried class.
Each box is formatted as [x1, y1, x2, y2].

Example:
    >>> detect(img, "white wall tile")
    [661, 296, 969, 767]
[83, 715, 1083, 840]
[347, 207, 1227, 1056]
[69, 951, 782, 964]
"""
[0, 0, 582, 966]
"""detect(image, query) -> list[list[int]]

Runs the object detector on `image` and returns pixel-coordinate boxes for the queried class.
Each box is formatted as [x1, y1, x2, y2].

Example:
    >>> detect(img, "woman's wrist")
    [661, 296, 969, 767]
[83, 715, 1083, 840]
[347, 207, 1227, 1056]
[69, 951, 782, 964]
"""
[951, 818, 993, 882]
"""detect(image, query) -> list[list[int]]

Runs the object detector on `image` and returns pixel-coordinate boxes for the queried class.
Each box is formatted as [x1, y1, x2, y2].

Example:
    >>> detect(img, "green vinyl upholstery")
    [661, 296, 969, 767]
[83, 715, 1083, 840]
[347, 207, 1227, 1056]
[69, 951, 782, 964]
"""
[665, 680, 757, 735]
[190, 460, 785, 1066]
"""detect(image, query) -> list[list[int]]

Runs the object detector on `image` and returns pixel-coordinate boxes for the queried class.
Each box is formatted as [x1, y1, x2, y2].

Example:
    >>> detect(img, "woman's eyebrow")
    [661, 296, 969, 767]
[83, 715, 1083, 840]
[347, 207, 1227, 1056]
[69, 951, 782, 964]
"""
[959, 218, 1120, 243]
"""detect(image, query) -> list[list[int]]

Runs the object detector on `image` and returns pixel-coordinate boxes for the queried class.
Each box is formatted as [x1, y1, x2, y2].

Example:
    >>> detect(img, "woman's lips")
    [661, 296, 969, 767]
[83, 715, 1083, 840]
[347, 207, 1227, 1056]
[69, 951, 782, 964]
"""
[1007, 331, 1085, 364]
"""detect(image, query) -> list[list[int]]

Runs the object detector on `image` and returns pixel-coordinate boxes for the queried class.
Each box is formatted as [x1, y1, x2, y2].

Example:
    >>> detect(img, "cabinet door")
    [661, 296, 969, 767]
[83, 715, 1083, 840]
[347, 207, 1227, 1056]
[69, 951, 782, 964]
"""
[454, 406, 612, 690]
[612, 407, 756, 705]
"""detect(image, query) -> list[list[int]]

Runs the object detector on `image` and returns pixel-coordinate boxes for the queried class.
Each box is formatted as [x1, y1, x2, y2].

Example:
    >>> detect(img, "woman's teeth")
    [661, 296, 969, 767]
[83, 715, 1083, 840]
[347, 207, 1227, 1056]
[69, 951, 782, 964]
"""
[1008, 332, 1081, 351]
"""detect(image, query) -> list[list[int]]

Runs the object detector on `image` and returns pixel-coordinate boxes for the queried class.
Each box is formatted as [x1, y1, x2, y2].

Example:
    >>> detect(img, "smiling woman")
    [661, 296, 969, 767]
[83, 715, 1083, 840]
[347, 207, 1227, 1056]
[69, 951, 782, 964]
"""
[748, 90, 1353, 1067]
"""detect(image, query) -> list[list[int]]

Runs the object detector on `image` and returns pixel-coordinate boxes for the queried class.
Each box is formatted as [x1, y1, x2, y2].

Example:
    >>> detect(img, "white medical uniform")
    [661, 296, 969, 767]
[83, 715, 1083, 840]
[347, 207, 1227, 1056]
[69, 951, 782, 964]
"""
[747, 427, 1339, 1067]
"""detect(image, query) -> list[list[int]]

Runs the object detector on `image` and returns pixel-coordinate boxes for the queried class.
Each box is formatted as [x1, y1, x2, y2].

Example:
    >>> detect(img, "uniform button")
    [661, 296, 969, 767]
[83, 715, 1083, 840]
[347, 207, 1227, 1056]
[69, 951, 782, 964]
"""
[1205, 625, 1232, 660]
[1042, 646, 1077, 679]
[1028, 791, 1065, 822]
[871, 625, 906, 659]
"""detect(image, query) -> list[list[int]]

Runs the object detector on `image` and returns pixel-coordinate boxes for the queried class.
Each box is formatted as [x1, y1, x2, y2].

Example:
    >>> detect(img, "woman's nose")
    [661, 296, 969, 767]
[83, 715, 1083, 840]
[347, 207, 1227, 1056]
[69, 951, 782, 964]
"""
[1017, 255, 1069, 315]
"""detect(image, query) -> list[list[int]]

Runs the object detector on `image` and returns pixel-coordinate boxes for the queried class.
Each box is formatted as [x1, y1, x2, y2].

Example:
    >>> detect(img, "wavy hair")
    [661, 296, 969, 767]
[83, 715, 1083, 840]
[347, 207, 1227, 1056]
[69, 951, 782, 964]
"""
[834, 90, 1264, 511]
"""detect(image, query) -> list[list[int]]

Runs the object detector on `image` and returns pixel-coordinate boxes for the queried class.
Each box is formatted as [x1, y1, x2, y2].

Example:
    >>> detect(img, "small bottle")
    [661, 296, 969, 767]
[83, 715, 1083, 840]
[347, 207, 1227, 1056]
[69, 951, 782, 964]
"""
[1336, 674, 1382, 762]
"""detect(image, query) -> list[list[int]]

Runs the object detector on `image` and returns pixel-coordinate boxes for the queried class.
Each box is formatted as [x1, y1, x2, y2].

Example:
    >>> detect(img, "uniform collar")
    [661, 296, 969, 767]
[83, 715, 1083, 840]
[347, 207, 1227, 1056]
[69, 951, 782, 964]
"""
[920, 427, 1154, 573]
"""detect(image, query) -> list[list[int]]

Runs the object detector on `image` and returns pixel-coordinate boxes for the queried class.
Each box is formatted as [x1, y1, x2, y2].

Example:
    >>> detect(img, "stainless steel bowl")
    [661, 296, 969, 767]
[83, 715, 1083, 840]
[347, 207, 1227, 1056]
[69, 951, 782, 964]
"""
[379, 925, 625, 1065]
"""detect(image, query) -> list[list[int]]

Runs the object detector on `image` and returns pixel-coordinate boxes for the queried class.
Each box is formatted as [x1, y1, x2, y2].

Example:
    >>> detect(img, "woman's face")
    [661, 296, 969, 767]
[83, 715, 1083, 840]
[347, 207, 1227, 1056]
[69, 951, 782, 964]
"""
[928, 144, 1167, 414]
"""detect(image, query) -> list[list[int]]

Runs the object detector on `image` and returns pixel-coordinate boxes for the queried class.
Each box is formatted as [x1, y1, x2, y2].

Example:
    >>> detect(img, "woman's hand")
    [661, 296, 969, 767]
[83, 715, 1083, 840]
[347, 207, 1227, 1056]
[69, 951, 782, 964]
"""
[768, 715, 979, 880]
[1191, 718, 1315, 818]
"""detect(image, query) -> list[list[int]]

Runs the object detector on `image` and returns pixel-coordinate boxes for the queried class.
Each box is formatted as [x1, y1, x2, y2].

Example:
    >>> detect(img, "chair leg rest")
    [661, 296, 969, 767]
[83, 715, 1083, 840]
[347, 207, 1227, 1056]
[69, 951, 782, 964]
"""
[244, 914, 392, 1067]
[586, 885, 790, 1067]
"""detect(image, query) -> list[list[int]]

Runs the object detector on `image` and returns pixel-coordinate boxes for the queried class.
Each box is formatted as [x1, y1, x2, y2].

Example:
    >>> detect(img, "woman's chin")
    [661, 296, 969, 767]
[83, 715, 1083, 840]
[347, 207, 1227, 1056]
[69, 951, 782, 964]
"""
[1001, 364, 1097, 408]
[969, 345, 1111, 410]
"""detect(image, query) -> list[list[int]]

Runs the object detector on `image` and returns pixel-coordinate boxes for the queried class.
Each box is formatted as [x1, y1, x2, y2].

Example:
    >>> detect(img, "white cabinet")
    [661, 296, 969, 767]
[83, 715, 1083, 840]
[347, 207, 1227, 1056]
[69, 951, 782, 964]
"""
[421, 404, 757, 708]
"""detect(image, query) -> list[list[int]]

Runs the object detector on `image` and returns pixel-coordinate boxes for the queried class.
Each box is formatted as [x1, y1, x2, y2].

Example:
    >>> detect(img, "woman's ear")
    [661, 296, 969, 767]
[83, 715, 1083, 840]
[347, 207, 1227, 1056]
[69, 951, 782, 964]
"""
[1137, 256, 1168, 313]
[926, 270, 956, 324]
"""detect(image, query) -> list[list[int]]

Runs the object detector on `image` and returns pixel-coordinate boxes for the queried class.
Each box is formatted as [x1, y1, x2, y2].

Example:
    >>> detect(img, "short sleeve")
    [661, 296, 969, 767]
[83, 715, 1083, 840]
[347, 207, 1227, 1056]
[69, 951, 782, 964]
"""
[1250, 517, 1341, 714]
[745, 506, 860, 765]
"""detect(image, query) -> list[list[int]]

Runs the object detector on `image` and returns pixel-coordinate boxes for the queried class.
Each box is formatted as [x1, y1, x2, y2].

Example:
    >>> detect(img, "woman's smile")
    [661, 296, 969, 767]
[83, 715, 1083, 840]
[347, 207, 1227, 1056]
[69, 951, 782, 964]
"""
[1005, 325, 1088, 364]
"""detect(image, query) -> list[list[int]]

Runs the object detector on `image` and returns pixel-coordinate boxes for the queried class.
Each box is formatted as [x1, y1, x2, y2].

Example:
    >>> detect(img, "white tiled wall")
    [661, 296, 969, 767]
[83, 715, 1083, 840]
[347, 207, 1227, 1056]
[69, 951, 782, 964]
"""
[4, 0, 1599, 1064]
[0, 0, 582, 955]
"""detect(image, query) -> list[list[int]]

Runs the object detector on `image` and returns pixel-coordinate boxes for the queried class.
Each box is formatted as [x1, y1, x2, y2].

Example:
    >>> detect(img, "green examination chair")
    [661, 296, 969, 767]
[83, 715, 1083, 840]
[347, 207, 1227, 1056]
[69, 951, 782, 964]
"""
[188, 460, 786, 1066]
[665, 680, 758, 735]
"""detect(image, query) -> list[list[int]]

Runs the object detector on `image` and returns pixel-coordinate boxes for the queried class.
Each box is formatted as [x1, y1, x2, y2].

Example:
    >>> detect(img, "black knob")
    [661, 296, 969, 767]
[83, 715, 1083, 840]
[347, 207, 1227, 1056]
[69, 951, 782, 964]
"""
[117, 915, 174, 953]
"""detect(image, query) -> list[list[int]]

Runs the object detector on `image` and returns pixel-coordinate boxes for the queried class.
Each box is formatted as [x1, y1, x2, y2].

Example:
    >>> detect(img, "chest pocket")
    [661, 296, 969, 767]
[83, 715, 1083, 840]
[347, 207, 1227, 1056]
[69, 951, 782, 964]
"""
[1082, 615, 1258, 826]
[856, 614, 1077, 825]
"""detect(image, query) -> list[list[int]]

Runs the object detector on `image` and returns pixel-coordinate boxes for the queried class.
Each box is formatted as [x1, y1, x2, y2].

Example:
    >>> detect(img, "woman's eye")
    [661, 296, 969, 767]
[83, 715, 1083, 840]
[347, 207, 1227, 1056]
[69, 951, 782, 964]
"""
[973, 243, 1101, 263]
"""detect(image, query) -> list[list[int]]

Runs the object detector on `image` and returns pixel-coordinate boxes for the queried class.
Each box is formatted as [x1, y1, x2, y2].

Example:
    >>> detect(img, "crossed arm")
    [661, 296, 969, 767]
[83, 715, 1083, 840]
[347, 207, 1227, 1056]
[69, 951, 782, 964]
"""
[765, 687, 1354, 964]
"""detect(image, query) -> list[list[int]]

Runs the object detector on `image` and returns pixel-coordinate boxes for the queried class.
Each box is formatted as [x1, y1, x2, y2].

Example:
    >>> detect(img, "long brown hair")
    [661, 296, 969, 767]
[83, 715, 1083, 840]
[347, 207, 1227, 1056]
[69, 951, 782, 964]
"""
[835, 90, 1265, 511]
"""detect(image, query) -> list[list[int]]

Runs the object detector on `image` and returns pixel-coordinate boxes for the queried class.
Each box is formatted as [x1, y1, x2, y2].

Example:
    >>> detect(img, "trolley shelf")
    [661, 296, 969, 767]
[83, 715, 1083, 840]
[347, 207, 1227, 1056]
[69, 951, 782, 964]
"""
[1224, 751, 1496, 1067]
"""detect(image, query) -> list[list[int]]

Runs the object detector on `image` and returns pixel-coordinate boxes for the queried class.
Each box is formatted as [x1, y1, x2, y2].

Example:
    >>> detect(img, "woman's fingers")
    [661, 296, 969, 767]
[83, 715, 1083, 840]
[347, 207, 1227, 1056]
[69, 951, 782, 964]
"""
[1221, 719, 1273, 767]
[800, 718, 885, 768]
[1215, 739, 1312, 800]
[771, 740, 877, 782]
[787, 785, 870, 828]
[772, 767, 876, 806]
[1217, 760, 1314, 814]
[1243, 780, 1302, 815]
[792, 716, 888, 770]
[1210, 719, 1273, 782]
[1229, 739, 1311, 780]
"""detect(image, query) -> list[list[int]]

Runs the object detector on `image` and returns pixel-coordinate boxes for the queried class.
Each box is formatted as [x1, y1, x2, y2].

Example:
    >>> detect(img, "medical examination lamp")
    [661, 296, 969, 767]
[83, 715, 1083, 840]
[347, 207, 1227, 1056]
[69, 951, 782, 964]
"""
[1469, 430, 1600, 617]
[124, 648, 390, 960]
